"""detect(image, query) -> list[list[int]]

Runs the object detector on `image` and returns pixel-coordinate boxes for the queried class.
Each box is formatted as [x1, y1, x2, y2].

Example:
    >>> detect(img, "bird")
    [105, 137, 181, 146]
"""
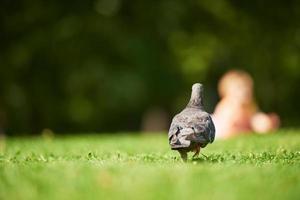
[168, 83, 215, 161]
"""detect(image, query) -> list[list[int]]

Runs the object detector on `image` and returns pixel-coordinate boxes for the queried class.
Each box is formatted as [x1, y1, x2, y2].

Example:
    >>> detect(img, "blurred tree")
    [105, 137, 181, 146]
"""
[0, 0, 299, 134]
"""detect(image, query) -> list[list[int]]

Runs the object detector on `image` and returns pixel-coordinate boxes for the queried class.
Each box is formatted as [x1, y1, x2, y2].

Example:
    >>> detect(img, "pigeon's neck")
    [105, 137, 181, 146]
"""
[187, 89, 204, 109]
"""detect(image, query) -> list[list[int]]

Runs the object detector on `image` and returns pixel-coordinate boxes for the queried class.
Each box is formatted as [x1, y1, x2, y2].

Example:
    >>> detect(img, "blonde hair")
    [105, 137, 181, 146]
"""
[218, 70, 253, 98]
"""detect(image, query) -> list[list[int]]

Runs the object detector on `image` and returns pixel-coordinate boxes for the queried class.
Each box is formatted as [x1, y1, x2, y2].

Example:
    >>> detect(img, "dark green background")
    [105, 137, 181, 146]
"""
[0, 0, 299, 134]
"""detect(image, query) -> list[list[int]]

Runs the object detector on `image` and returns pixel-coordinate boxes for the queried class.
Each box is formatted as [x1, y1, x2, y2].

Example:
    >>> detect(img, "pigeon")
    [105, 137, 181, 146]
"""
[168, 83, 215, 161]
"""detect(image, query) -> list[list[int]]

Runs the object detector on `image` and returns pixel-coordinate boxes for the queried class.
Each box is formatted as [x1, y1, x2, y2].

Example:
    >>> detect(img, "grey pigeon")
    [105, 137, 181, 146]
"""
[168, 83, 215, 161]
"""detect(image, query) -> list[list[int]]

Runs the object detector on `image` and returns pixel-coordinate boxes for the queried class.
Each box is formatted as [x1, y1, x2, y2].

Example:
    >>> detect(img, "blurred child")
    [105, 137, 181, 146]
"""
[212, 70, 280, 139]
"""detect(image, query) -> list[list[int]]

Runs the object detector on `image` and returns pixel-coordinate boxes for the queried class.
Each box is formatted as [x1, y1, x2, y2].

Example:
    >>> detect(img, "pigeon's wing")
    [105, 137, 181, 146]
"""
[198, 114, 215, 143]
[168, 114, 180, 141]
[168, 113, 193, 148]
[206, 115, 215, 143]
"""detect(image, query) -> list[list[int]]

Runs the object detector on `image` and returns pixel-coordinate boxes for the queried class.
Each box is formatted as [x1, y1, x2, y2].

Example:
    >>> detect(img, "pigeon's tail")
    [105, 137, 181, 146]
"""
[169, 135, 191, 150]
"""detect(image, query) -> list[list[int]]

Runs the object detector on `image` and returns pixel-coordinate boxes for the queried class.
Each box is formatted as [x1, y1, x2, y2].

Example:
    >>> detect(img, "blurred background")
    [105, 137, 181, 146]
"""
[0, 0, 299, 135]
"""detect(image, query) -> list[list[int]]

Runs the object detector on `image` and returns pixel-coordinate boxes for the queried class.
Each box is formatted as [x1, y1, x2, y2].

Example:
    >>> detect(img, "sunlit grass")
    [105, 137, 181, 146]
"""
[0, 130, 300, 200]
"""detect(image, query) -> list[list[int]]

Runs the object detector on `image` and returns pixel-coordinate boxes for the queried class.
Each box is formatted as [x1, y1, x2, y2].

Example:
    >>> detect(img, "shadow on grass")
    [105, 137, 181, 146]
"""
[190, 157, 207, 163]
[190, 153, 226, 164]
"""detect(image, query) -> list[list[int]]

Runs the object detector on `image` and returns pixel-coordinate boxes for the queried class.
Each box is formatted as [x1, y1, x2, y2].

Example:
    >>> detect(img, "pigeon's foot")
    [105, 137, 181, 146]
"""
[178, 150, 187, 162]
[192, 145, 201, 158]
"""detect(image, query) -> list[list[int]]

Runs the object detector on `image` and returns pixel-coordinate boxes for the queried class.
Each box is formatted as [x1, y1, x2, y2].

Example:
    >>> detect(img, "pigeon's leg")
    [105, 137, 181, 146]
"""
[178, 150, 187, 162]
[192, 144, 201, 158]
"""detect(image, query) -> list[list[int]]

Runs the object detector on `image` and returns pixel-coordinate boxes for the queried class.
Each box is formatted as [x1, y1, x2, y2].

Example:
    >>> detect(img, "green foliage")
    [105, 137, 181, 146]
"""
[0, 0, 300, 133]
[1, 130, 300, 199]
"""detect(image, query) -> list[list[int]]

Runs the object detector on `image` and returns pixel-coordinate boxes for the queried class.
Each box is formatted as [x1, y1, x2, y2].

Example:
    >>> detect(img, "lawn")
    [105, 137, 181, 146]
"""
[0, 130, 299, 200]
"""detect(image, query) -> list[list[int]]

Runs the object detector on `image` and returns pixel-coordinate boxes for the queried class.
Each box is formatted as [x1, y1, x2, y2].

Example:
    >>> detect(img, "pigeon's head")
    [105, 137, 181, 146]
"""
[188, 83, 204, 108]
[192, 83, 203, 94]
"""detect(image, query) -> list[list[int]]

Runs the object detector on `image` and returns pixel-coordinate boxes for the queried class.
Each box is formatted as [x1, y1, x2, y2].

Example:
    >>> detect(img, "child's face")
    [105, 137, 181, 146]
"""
[226, 79, 253, 103]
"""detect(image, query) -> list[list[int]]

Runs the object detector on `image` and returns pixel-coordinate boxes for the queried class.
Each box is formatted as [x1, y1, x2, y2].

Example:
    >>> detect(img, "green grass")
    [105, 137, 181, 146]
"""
[0, 130, 300, 200]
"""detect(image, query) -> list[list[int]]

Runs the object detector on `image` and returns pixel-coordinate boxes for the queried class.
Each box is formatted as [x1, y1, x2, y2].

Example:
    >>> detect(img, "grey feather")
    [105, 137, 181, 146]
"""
[168, 83, 215, 160]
